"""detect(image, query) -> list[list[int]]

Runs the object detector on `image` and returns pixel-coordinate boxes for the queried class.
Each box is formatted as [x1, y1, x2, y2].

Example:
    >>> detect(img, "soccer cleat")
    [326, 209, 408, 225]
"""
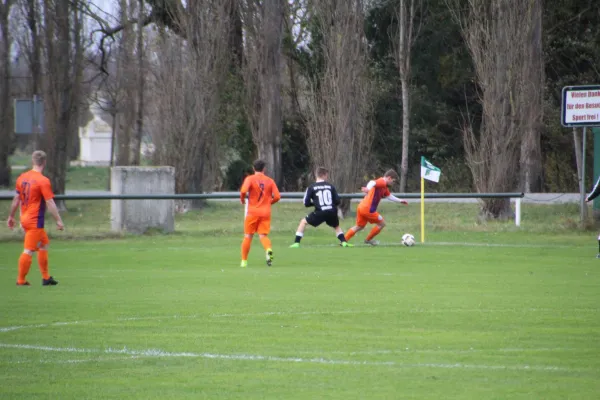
[596, 254, 600, 259]
[266, 248, 273, 267]
[289, 243, 300, 248]
[341, 242, 354, 247]
[240, 260, 248, 268]
[364, 239, 380, 246]
[16, 281, 31, 286]
[42, 276, 58, 286]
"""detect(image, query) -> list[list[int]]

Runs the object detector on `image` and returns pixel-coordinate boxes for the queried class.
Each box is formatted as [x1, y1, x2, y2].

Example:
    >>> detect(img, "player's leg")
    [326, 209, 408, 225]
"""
[325, 213, 351, 246]
[17, 230, 37, 286]
[292, 212, 322, 247]
[290, 217, 309, 248]
[241, 217, 258, 267]
[345, 211, 366, 242]
[241, 233, 253, 268]
[334, 226, 352, 247]
[257, 218, 273, 266]
[37, 230, 57, 285]
[364, 214, 385, 245]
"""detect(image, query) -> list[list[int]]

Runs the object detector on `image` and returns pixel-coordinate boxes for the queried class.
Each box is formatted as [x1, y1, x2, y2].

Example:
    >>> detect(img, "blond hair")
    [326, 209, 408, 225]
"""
[315, 167, 329, 179]
[32, 150, 47, 167]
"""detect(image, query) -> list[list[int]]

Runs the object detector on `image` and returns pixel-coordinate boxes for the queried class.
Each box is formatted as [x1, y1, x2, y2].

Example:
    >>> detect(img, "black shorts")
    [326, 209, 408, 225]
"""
[306, 210, 339, 228]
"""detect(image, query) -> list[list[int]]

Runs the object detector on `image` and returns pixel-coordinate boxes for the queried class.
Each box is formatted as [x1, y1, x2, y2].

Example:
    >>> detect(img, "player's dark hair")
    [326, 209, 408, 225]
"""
[253, 159, 266, 172]
[384, 169, 399, 181]
[315, 167, 329, 179]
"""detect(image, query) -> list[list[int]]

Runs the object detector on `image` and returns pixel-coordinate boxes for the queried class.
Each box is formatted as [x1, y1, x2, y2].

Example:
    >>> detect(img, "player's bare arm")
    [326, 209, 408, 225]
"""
[7, 194, 20, 229]
[45, 199, 65, 230]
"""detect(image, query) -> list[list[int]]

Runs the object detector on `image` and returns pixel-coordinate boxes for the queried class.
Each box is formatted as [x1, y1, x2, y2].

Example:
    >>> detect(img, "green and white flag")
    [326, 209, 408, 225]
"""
[420, 157, 441, 183]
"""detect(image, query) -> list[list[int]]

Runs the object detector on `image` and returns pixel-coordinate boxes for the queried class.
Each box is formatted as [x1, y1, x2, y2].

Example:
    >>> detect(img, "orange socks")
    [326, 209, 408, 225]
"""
[38, 250, 50, 280]
[17, 253, 33, 284]
[345, 229, 357, 242]
[259, 236, 272, 250]
[366, 226, 383, 241]
[242, 236, 272, 261]
[241, 237, 252, 261]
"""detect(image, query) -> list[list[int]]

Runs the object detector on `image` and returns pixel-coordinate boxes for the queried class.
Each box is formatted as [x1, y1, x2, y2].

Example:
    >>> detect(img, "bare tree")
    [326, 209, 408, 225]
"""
[390, 0, 423, 193]
[10, 0, 44, 155]
[41, 0, 85, 205]
[241, 0, 284, 186]
[130, 0, 145, 165]
[448, 0, 537, 218]
[0, 0, 14, 187]
[302, 0, 374, 215]
[149, 0, 232, 203]
[115, 0, 137, 166]
[519, 0, 543, 192]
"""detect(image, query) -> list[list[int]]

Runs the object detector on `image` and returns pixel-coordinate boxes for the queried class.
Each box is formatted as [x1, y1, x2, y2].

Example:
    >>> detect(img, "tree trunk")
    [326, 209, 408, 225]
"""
[108, 112, 118, 190]
[229, 0, 243, 68]
[25, 0, 42, 149]
[131, 0, 145, 166]
[43, 0, 70, 207]
[70, 5, 84, 163]
[116, 0, 135, 166]
[394, 0, 419, 193]
[257, 0, 284, 186]
[519, 0, 543, 193]
[399, 77, 410, 192]
[41, 0, 83, 210]
[0, 0, 13, 187]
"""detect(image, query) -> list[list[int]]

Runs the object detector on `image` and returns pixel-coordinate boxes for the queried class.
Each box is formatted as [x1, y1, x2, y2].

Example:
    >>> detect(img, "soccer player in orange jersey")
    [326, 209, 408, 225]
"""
[7, 151, 64, 286]
[240, 159, 281, 267]
[344, 169, 408, 246]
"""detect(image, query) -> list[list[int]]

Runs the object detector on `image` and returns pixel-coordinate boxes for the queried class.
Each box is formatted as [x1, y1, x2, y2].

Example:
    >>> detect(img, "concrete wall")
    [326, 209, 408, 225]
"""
[111, 167, 175, 234]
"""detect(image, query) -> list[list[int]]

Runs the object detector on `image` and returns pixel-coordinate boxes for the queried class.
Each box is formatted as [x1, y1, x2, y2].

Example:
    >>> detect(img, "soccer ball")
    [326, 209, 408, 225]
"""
[401, 233, 415, 247]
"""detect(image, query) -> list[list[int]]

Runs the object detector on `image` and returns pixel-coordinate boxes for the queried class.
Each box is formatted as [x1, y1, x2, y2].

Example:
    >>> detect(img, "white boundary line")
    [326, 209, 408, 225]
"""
[2, 306, 598, 333]
[0, 343, 579, 372]
[34, 241, 583, 252]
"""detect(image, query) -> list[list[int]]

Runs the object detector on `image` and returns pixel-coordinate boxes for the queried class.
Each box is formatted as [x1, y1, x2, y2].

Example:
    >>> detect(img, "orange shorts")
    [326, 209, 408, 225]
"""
[244, 215, 271, 235]
[355, 208, 384, 227]
[23, 228, 49, 251]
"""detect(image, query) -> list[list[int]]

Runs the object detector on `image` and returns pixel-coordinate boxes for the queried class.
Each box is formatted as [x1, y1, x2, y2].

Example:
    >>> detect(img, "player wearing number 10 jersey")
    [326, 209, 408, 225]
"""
[290, 167, 351, 248]
[240, 159, 281, 268]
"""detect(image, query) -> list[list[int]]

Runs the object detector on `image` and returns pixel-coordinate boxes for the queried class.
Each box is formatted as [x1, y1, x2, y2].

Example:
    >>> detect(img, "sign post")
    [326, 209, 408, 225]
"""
[562, 85, 600, 224]
[14, 96, 44, 135]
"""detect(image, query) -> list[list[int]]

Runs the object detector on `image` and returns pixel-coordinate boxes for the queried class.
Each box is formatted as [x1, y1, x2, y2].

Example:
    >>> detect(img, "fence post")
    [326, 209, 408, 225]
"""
[515, 197, 521, 227]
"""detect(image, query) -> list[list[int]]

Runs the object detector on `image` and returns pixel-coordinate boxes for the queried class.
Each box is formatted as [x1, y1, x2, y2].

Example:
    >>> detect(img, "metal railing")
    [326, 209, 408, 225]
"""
[0, 192, 525, 226]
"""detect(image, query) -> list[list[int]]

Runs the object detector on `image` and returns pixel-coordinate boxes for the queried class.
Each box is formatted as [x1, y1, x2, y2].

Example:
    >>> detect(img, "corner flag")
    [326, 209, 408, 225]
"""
[420, 157, 441, 243]
[421, 158, 441, 183]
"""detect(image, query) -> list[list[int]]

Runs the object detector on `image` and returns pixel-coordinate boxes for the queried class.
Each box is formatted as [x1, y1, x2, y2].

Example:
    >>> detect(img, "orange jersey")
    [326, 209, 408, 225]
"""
[358, 177, 390, 214]
[240, 172, 281, 218]
[15, 170, 54, 229]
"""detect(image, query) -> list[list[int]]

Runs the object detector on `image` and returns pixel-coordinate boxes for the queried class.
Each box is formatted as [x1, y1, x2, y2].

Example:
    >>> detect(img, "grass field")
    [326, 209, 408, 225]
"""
[5, 150, 109, 191]
[1, 201, 599, 399]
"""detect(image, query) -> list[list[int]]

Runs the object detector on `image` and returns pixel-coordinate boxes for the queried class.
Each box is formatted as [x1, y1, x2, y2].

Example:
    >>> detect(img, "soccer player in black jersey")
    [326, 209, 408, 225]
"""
[586, 175, 600, 258]
[290, 167, 352, 248]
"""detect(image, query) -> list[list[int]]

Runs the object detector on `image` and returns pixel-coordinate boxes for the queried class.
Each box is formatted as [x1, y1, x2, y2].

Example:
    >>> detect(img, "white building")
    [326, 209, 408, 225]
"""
[78, 101, 113, 166]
